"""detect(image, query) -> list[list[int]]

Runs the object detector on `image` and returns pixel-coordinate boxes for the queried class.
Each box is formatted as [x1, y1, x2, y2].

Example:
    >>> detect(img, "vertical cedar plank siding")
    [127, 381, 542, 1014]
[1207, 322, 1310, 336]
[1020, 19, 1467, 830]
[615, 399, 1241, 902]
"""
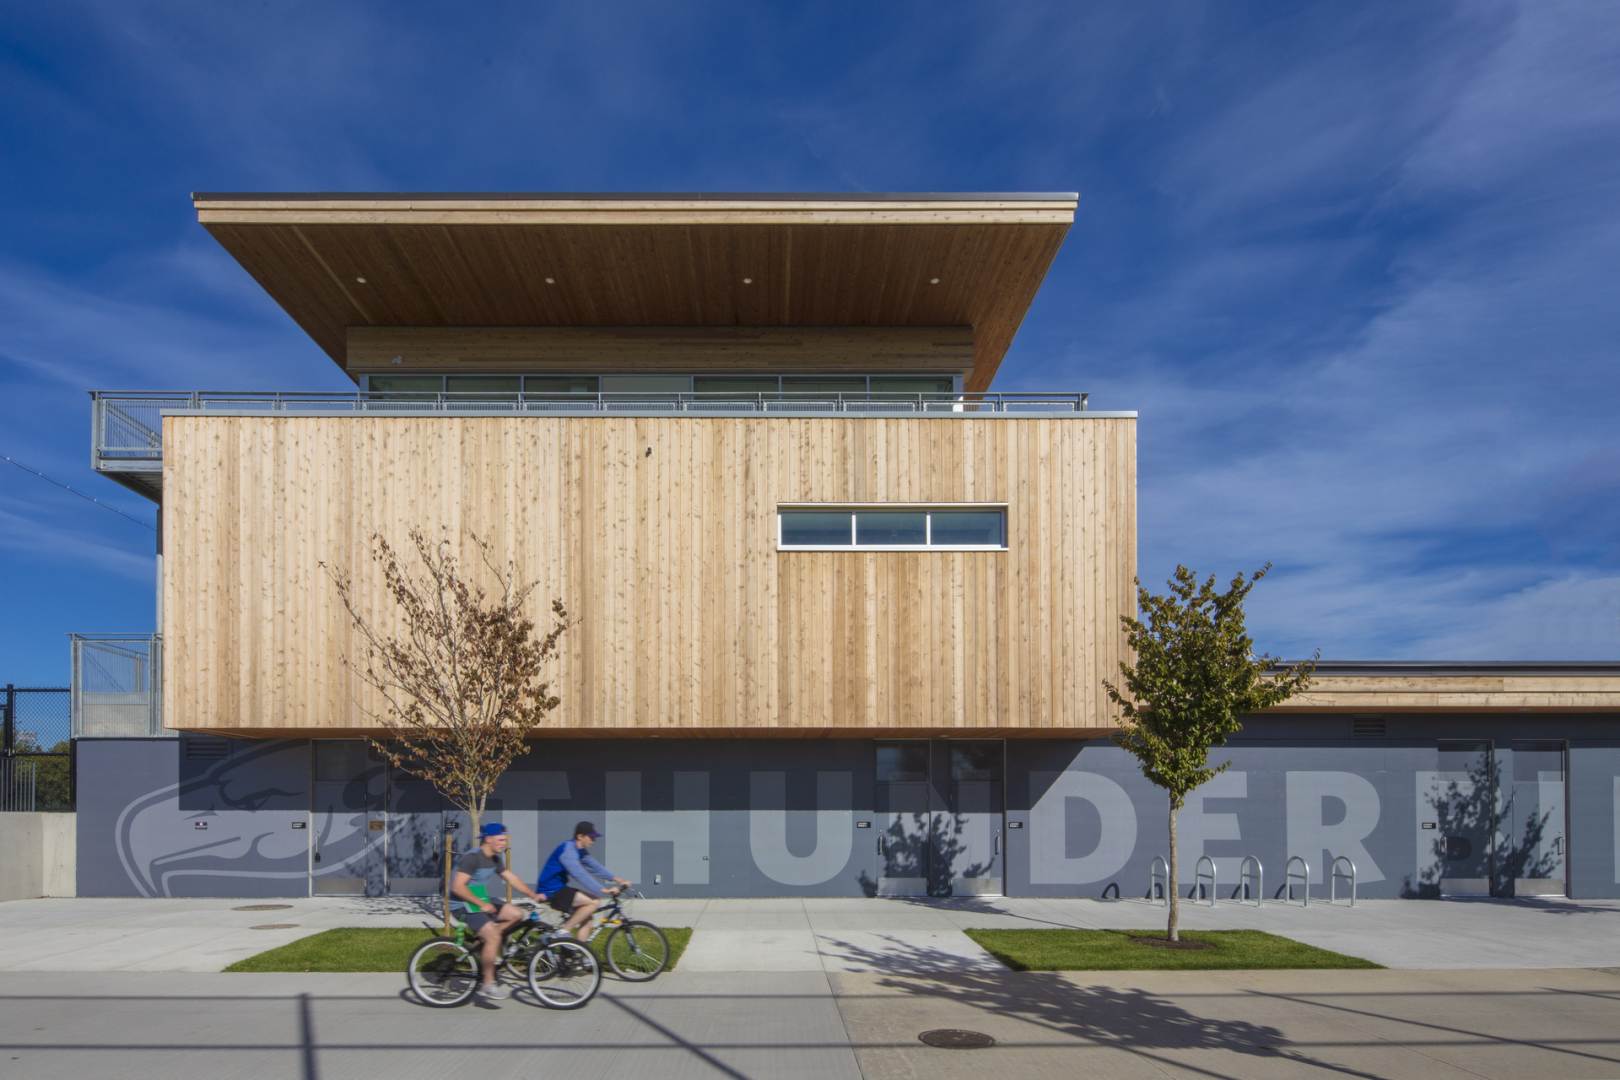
[161, 415, 1136, 734]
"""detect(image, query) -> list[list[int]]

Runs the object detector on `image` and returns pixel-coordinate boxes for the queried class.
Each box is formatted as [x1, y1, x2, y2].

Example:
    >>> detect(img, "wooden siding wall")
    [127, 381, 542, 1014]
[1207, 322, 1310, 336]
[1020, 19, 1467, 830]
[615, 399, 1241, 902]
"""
[1281, 675, 1620, 713]
[161, 415, 1137, 735]
[345, 326, 974, 378]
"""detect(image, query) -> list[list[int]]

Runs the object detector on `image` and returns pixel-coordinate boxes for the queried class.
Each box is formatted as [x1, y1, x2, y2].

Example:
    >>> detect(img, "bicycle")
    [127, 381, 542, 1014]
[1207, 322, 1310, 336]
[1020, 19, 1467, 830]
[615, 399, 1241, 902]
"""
[407, 904, 601, 1009]
[578, 888, 671, 981]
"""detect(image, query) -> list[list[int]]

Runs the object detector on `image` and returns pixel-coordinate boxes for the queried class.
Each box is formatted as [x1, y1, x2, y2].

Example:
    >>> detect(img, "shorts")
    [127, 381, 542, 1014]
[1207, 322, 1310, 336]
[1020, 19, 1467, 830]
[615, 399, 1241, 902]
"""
[546, 887, 580, 914]
[462, 905, 505, 934]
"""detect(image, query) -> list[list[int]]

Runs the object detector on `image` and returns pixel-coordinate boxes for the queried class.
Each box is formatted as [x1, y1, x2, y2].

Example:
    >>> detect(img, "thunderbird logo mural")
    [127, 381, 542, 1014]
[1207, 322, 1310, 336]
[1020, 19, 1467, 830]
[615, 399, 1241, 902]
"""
[112, 741, 376, 897]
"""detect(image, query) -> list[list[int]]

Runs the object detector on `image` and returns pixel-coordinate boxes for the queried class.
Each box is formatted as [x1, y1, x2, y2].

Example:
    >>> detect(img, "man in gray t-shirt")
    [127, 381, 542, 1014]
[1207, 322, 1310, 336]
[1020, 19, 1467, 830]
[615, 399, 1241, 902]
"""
[450, 822, 547, 1003]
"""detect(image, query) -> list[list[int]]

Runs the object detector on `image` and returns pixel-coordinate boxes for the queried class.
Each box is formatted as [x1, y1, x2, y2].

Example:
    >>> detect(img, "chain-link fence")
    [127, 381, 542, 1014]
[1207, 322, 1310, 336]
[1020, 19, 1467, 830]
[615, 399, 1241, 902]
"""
[2, 686, 72, 811]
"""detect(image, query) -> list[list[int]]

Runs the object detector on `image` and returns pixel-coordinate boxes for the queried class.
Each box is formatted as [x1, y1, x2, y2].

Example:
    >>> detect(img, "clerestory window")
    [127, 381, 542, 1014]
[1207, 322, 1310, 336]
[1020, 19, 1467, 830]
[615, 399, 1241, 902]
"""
[777, 506, 1006, 550]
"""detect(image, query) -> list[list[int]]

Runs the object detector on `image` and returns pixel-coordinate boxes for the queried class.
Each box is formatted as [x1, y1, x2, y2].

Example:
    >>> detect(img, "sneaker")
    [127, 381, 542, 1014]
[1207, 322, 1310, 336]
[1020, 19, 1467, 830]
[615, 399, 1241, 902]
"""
[475, 983, 510, 1001]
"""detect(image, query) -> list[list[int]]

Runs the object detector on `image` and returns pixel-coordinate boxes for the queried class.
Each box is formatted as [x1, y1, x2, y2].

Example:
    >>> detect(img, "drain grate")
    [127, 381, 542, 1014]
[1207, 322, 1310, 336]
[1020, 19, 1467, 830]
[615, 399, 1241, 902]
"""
[233, 904, 293, 911]
[919, 1029, 996, 1050]
[251, 923, 300, 930]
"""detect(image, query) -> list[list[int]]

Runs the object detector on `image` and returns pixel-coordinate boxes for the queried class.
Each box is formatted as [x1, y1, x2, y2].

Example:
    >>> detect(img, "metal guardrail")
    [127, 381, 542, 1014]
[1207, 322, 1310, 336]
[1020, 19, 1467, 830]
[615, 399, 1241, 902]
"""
[91, 389, 1093, 471]
[70, 634, 165, 738]
[1, 757, 36, 812]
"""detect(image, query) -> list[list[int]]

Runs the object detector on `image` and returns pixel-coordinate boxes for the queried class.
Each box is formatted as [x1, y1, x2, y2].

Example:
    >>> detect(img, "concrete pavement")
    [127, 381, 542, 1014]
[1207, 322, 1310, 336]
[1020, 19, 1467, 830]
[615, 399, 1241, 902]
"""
[2, 967, 1618, 1079]
[834, 966, 1620, 1080]
[1, 893, 1617, 972]
[0, 971, 861, 1080]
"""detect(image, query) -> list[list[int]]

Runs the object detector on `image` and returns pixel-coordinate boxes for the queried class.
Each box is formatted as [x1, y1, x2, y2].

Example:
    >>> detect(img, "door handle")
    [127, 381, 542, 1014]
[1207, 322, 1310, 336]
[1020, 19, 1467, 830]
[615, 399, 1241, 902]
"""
[994, 833, 1000, 855]
[1553, 837, 1563, 855]
[877, 836, 884, 855]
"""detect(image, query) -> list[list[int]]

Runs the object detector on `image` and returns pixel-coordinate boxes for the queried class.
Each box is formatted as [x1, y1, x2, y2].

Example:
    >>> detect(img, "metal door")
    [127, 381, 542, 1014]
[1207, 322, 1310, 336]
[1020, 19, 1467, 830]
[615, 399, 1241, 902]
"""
[942, 741, 1004, 895]
[1419, 741, 1494, 896]
[1508, 741, 1566, 896]
[311, 741, 385, 896]
[875, 742, 930, 896]
[386, 769, 446, 895]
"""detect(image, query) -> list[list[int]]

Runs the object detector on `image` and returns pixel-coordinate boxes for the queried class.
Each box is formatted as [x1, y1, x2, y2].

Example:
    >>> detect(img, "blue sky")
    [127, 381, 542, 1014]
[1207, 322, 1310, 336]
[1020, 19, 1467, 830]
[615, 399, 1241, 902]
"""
[2, 1, 1618, 684]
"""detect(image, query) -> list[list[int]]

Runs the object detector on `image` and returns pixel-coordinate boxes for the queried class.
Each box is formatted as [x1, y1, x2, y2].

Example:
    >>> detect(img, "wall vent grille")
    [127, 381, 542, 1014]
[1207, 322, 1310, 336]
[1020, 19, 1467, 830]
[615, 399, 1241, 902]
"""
[185, 738, 231, 760]
[1352, 717, 1388, 738]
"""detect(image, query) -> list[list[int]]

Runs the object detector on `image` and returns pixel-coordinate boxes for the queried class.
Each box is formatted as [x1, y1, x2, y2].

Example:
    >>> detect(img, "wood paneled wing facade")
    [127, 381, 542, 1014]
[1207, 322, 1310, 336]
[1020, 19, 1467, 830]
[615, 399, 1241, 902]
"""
[161, 414, 1137, 737]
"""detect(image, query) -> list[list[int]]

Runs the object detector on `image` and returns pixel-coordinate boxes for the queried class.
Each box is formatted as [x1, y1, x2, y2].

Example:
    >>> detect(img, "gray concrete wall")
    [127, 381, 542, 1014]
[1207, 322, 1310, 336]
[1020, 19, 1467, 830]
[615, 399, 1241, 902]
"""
[76, 738, 311, 898]
[73, 718, 1620, 899]
[0, 813, 75, 900]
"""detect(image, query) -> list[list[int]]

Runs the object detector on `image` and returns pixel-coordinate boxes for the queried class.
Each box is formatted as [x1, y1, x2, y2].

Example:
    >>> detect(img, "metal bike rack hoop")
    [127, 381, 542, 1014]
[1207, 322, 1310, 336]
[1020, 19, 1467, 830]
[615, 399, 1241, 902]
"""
[1238, 855, 1263, 907]
[1148, 855, 1169, 906]
[1330, 855, 1357, 906]
[1194, 855, 1217, 907]
[1283, 855, 1310, 907]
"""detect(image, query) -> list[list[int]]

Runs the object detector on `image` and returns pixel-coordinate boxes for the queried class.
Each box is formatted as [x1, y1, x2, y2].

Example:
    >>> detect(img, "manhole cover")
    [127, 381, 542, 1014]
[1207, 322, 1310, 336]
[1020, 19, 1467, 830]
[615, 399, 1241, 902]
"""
[918, 1029, 996, 1050]
[250, 923, 300, 930]
[233, 904, 293, 911]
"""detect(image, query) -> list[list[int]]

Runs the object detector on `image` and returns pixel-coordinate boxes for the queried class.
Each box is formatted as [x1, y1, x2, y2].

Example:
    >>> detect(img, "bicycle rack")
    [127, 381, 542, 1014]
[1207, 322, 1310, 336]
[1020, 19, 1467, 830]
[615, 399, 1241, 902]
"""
[1329, 855, 1357, 906]
[1284, 856, 1310, 906]
[1237, 855, 1263, 907]
[1148, 855, 1169, 905]
[1193, 855, 1217, 907]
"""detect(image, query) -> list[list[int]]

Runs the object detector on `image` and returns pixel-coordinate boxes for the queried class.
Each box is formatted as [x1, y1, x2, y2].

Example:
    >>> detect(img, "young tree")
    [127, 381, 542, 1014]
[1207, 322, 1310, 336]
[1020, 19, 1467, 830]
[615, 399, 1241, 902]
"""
[323, 528, 571, 841]
[1103, 564, 1314, 942]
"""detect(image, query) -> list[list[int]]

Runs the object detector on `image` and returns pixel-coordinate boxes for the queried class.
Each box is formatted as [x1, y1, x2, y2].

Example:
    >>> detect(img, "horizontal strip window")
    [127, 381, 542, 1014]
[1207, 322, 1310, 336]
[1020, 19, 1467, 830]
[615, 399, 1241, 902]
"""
[364, 374, 960, 397]
[778, 506, 1006, 550]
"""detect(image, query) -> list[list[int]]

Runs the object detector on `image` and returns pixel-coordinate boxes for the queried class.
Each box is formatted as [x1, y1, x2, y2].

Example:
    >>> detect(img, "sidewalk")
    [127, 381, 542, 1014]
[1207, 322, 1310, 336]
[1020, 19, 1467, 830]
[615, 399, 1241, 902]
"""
[1, 894, 1616, 972]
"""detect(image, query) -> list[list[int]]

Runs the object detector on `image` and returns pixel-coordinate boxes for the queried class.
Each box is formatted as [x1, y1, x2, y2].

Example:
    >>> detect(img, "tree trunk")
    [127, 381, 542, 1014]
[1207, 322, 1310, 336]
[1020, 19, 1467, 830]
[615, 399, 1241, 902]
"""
[1167, 797, 1180, 943]
[441, 830, 453, 933]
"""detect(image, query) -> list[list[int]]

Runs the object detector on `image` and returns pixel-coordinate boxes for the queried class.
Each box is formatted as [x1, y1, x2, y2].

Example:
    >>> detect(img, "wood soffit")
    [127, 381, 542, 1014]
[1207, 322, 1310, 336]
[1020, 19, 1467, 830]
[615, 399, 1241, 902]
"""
[193, 193, 1078, 392]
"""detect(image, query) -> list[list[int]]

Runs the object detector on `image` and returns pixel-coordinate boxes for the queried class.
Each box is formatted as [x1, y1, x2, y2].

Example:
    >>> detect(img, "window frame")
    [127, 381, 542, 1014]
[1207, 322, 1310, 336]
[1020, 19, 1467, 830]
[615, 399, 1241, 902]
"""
[777, 503, 1008, 552]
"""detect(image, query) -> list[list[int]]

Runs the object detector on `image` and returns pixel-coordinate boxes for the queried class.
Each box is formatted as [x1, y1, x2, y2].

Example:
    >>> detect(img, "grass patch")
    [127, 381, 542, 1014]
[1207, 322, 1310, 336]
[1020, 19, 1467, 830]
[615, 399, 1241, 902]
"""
[226, 925, 692, 974]
[964, 929, 1380, 971]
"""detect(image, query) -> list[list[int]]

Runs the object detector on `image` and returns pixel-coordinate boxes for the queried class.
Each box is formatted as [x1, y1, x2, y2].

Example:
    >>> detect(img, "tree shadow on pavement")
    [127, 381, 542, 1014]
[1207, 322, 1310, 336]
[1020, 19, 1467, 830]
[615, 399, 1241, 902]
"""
[830, 933, 1390, 1079]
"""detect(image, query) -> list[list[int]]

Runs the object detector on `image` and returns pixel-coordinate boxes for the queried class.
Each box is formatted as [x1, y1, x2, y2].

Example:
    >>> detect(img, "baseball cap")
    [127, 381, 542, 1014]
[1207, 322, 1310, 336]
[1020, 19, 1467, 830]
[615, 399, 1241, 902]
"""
[479, 822, 508, 838]
[573, 820, 602, 839]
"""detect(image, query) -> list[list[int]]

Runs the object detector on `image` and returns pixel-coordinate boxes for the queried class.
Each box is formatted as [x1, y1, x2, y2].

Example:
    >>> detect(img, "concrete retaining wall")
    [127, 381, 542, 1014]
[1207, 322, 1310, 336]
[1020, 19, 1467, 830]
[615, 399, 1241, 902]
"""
[0, 813, 76, 900]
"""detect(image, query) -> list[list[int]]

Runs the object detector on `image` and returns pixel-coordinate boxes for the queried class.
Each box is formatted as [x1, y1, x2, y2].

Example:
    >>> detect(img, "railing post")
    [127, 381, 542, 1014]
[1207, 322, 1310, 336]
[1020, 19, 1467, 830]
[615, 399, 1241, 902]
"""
[3, 683, 13, 755]
[150, 635, 163, 737]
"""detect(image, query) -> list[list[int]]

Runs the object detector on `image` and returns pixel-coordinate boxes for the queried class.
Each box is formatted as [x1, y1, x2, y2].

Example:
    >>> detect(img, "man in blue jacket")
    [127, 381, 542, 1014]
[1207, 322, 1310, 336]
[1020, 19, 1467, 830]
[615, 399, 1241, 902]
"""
[537, 820, 631, 943]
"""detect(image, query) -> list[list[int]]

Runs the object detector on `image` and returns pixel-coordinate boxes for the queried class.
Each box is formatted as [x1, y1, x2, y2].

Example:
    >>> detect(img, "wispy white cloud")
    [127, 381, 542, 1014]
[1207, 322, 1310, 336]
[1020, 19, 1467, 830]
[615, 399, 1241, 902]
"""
[0, 0, 1614, 676]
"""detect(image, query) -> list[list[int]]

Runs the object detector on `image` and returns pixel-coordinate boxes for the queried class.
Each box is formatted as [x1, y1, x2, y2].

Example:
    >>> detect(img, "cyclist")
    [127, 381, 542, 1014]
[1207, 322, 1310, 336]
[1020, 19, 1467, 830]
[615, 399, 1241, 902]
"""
[450, 821, 547, 1003]
[537, 820, 631, 943]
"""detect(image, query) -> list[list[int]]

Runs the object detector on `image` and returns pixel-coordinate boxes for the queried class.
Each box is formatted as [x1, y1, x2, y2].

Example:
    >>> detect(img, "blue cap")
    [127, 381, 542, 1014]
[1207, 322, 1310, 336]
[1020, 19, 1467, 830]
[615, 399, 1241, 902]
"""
[479, 822, 508, 838]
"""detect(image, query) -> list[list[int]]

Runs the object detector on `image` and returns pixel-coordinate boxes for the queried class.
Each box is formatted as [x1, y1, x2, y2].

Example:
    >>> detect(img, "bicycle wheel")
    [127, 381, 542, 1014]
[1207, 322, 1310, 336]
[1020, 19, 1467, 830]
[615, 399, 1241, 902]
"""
[499, 923, 539, 982]
[604, 921, 670, 981]
[407, 938, 478, 1007]
[526, 940, 601, 1009]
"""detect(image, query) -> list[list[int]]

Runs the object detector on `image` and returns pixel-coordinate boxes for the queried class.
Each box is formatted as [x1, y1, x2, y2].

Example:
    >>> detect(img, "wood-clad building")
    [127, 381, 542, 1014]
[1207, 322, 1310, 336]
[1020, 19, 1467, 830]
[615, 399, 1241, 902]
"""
[75, 192, 1620, 902]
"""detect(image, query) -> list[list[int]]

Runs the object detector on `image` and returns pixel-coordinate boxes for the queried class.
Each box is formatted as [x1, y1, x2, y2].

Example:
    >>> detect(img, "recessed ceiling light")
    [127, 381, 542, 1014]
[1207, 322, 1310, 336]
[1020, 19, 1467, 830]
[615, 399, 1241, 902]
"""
[929, 277, 940, 285]
[544, 276, 556, 285]
[355, 276, 368, 285]
[742, 277, 753, 285]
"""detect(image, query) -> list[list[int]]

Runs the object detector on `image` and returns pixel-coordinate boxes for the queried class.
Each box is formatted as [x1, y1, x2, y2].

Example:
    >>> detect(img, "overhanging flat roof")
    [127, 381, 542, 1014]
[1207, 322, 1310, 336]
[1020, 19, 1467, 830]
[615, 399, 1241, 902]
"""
[194, 192, 1078, 391]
